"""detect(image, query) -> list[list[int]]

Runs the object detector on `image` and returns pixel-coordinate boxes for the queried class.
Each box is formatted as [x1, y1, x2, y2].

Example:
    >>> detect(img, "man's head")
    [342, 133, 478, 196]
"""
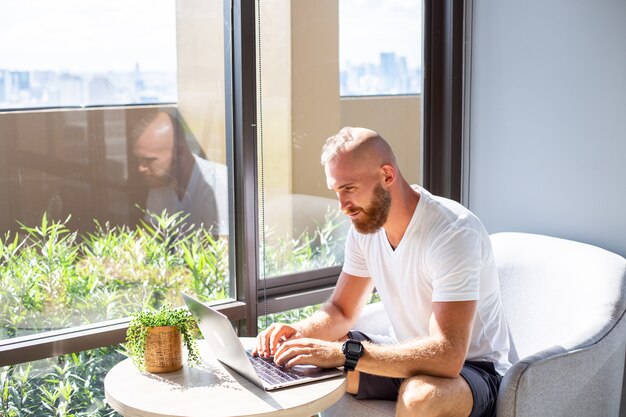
[131, 111, 177, 187]
[321, 127, 398, 234]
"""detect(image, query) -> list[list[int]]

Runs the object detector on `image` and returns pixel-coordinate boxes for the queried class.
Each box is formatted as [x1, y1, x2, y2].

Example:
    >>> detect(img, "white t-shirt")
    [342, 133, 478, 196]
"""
[147, 155, 229, 236]
[342, 185, 511, 375]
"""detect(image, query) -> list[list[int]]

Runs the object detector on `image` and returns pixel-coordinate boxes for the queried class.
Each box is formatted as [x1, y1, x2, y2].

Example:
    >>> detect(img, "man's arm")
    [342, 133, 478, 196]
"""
[253, 272, 374, 357]
[296, 271, 375, 339]
[356, 300, 477, 378]
[273, 299, 476, 379]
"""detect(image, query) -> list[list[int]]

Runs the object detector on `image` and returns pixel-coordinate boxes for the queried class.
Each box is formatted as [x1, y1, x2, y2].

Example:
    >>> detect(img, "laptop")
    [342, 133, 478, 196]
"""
[182, 292, 344, 390]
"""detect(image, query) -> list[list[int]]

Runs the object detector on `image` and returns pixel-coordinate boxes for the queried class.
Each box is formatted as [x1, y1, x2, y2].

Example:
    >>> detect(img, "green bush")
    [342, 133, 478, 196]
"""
[0, 208, 345, 416]
[261, 208, 346, 276]
[0, 212, 230, 340]
[1, 346, 125, 417]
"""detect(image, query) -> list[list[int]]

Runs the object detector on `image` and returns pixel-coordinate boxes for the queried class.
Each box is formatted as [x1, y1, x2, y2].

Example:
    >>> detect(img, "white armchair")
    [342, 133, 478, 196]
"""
[322, 232, 626, 416]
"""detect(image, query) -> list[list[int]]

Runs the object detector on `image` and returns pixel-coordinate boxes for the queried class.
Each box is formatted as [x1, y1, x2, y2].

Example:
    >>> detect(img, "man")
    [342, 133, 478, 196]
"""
[131, 110, 228, 236]
[254, 127, 510, 417]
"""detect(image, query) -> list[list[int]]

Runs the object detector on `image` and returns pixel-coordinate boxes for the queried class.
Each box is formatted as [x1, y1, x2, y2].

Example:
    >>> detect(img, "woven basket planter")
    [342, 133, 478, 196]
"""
[144, 326, 183, 373]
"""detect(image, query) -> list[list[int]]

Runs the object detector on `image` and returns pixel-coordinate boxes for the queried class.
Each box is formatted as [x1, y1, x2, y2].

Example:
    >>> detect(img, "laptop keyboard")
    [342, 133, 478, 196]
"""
[246, 351, 306, 385]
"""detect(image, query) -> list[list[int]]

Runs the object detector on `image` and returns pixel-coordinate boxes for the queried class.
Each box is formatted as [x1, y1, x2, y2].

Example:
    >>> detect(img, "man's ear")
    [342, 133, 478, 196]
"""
[381, 165, 395, 185]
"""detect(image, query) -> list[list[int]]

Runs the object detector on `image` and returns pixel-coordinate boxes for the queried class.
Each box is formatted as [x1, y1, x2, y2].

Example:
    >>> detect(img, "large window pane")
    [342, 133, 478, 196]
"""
[256, 0, 422, 279]
[0, 0, 230, 342]
[0, 0, 177, 109]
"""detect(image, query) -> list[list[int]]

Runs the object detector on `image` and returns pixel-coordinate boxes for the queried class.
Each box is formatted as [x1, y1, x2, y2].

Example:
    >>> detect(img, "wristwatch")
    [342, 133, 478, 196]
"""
[341, 339, 365, 372]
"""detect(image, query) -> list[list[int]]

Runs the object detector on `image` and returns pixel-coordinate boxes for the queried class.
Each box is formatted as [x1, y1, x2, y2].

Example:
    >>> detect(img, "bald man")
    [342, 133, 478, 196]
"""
[254, 127, 510, 417]
[132, 111, 228, 236]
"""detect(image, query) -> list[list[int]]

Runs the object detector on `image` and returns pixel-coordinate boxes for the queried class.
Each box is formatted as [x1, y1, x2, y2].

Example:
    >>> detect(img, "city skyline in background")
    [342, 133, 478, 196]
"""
[0, 0, 421, 108]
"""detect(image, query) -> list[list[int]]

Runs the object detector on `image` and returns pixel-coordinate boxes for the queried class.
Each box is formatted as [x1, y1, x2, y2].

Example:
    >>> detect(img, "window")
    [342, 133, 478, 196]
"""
[0, 0, 231, 344]
[0, 0, 177, 109]
[255, 1, 422, 314]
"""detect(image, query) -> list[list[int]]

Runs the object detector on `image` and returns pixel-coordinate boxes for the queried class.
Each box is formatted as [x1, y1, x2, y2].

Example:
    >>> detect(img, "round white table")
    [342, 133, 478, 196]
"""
[105, 338, 347, 417]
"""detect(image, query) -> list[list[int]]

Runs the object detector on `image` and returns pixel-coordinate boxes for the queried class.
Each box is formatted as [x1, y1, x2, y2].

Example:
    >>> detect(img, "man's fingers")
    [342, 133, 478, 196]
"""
[262, 327, 274, 356]
[272, 339, 343, 369]
[255, 323, 298, 358]
[268, 331, 289, 356]
[272, 337, 292, 359]
[268, 328, 281, 356]
[268, 324, 296, 356]
[274, 346, 308, 367]
[286, 354, 315, 369]
[274, 340, 318, 365]
[255, 325, 274, 357]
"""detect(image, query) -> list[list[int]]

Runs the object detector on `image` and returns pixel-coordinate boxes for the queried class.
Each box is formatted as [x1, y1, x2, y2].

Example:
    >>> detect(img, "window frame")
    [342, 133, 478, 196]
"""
[422, 0, 468, 203]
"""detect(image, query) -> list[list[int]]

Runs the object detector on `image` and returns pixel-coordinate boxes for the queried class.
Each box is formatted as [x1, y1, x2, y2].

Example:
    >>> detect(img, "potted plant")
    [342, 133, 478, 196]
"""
[125, 304, 201, 373]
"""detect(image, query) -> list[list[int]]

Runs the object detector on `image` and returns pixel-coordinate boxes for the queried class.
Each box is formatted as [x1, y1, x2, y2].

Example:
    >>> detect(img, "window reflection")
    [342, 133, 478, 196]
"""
[0, 108, 230, 341]
[0, 110, 142, 234]
[0, 0, 230, 343]
[131, 109, 228, 237]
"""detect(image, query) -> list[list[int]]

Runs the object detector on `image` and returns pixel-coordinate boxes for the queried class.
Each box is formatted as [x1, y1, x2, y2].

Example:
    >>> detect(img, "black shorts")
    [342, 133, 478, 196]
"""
[347, 331, 502, 417]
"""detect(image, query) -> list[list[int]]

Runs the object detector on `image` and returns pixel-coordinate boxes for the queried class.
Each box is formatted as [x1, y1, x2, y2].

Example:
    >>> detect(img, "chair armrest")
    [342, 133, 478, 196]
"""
[497, 316, 626, 417]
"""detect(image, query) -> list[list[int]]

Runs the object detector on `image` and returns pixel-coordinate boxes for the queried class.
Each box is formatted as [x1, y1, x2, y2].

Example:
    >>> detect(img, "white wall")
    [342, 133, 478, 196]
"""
[467, 0, 626, 258]
[466, 1, 626, 414]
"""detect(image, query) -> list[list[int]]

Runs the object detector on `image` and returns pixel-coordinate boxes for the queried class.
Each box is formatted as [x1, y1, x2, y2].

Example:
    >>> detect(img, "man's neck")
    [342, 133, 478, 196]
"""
[384, 183, 420, 249]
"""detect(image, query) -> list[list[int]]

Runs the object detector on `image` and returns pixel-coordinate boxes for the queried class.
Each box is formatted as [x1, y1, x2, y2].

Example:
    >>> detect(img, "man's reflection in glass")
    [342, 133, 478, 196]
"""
[131, 110, 228, 236]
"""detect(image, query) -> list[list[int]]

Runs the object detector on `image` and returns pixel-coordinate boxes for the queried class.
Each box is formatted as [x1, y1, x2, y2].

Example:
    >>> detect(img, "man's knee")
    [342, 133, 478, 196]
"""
[397, 376, 442, 416]
[397, 375, 473, 417]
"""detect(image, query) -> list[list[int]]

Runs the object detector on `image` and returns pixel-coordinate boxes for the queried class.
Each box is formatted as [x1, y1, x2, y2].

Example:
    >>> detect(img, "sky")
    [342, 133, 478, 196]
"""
[0, 0, 177, 73]
[0, 0, 421, 73]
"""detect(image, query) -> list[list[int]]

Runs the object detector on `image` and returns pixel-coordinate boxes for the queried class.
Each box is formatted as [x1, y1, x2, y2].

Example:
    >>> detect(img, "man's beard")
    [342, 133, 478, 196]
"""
[144, 169, 174, 187]
[141, 154, 176, 188]
[346, 184, 391, 234]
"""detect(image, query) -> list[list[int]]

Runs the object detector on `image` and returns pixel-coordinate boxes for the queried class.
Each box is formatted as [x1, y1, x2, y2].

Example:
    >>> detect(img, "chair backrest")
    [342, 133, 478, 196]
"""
[490, 232, 626, 363]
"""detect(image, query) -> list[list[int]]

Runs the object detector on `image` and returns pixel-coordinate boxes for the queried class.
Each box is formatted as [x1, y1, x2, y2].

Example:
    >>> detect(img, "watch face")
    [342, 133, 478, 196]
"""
[346, 341, 362, 354]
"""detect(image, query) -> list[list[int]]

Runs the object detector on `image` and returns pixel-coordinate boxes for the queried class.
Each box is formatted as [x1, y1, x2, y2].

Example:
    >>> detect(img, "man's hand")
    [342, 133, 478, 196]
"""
[273, 338, 345, 369]
[252, 323, 302, 358]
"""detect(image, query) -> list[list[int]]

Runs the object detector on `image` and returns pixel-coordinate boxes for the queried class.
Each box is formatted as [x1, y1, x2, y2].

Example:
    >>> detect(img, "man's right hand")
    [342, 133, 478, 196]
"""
[252, 323, 303, 358]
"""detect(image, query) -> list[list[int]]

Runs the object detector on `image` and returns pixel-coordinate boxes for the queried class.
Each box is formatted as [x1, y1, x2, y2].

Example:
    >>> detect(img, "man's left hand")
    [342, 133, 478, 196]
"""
[273, 338, 345, 369]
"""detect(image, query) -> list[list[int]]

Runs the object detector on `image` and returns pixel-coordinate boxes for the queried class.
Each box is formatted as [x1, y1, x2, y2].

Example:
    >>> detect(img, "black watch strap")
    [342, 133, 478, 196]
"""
[343, 355, 359, 372]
